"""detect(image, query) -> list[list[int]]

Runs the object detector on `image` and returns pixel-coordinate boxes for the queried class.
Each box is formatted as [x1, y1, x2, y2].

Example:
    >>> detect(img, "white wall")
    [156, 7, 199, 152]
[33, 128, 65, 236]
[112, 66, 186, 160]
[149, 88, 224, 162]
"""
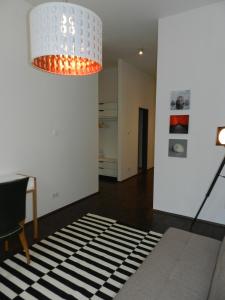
[118, 59, 155, 181]
[99, 67, 118, 103]
[154, 1, 225, 224]
[0, 0, 98, 222]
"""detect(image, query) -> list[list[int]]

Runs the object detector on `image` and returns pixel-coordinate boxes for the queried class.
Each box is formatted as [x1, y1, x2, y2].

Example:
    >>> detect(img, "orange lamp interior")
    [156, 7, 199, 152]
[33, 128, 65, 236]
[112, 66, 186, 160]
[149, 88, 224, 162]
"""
[32, 55, 102, 76]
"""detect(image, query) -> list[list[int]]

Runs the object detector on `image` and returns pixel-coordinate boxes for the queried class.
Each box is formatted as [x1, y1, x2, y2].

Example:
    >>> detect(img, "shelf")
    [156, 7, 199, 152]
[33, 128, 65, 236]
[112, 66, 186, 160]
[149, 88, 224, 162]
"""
[99, 168, 117, 177]
[99, 157, 117, 177]
[99, 157, 117, 163]
[99, 115, 117, 120]
[99, 102, 117, 119]
[99, 101, 118, 106]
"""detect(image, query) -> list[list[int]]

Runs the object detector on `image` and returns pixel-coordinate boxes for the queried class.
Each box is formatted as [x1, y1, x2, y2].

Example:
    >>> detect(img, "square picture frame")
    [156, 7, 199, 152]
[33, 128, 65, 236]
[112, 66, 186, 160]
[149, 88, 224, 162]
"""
[170, 90, 190, 110]
[168, 139, 187, 158]
[169, 115, 189, 134]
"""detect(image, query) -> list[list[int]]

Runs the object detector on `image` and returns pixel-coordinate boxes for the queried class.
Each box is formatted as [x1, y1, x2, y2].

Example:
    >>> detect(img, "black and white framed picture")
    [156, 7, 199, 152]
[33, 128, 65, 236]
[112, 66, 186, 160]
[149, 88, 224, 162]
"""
[168, 139, 187, 158]
[170, 90, 190, 110]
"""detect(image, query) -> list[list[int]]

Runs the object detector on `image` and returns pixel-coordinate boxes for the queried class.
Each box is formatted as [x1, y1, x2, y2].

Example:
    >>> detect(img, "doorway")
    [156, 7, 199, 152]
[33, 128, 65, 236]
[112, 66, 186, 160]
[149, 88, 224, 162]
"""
[138, 108, 148, 173]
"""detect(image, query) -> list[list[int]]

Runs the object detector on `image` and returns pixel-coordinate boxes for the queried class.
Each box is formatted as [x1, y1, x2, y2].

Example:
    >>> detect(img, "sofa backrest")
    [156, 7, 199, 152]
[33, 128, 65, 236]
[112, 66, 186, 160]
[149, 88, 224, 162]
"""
[208, 235, 225, 300]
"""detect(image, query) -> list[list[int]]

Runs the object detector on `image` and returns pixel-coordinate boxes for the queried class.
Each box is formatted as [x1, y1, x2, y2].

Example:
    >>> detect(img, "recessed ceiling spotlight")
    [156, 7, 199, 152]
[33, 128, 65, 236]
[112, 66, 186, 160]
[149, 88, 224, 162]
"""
[138, 49, 144, 56]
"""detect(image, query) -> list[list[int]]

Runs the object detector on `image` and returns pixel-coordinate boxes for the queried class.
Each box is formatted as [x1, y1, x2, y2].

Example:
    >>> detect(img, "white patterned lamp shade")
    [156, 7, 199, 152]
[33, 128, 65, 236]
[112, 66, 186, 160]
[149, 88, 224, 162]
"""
[29, 2, 102, 76]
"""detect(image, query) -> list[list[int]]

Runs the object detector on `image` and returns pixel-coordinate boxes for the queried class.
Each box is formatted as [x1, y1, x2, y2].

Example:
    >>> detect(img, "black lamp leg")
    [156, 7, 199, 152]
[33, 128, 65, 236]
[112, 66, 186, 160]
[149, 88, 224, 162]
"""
[190, 154, 225, 231]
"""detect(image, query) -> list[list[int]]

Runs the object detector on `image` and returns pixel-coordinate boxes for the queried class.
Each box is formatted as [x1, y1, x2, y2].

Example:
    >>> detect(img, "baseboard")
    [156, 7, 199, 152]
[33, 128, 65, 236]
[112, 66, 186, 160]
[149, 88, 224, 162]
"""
[153, 209, 225, 228]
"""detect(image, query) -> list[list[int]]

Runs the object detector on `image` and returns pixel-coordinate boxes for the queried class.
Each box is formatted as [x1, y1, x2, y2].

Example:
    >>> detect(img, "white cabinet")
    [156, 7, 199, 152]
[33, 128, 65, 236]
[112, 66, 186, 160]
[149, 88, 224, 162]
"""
[99, 158, 117, 177]
[98, 115, 118, 178]
[99, 102, 117, 119]
[99, 67, 118, 179]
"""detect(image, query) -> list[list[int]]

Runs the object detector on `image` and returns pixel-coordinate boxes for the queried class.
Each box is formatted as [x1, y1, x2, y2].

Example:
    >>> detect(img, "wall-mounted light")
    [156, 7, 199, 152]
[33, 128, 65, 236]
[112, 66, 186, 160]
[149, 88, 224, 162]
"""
[29, 2, 102, 76]
[216, 126, 225, 145]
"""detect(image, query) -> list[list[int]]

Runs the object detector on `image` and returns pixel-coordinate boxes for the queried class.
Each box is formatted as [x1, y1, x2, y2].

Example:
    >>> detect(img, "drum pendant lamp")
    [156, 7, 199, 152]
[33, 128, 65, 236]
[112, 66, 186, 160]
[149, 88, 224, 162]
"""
[29, 2, 102, 76]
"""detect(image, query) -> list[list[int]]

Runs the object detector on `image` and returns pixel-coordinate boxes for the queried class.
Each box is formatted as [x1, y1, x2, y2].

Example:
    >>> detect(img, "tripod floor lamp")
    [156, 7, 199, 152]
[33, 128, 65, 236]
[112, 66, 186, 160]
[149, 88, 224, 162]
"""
[190, 126, 225, 231]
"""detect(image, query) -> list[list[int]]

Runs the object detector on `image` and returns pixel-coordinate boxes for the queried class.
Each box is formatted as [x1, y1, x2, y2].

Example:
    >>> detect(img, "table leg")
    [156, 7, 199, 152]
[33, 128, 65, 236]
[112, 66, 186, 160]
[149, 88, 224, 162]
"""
[4, 240, 9, 252]
[32, 188, 38, 240]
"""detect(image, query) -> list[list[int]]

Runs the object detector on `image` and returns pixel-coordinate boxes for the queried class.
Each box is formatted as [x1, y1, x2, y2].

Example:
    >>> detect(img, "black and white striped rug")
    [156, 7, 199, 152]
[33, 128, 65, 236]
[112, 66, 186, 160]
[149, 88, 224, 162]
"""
[0, 213, 162, 300]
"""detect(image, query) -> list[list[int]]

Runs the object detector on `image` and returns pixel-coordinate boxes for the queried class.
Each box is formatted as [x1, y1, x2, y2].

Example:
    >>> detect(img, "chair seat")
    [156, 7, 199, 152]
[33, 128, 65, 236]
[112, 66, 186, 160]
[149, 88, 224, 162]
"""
[0, 225, 22, 241]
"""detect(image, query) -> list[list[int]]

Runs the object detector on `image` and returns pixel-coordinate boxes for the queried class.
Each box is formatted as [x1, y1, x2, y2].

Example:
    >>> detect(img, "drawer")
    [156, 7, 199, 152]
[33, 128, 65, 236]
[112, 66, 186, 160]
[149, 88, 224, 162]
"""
[99, 160, 117, 170]
[99, 110, 117, 118]
[99, 102, 117, 110]
[99, 167, 117, 177]
[99, 102, 117, 118]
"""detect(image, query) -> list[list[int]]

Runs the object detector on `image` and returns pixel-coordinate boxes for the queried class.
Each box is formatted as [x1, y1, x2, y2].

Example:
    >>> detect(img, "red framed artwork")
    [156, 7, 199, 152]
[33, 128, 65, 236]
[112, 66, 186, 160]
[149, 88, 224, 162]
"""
[169, 115, 189, 134]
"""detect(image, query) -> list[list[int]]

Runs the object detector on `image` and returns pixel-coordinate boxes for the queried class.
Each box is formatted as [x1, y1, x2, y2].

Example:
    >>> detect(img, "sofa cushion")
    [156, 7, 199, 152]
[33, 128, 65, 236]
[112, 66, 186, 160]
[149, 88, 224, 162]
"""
[115, 228, 220, 300]
[208, 236, 225, 300]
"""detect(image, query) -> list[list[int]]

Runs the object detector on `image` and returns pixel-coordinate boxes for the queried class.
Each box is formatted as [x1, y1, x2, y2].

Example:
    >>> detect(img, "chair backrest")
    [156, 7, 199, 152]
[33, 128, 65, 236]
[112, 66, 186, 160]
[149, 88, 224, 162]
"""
[0, 177, 29, 236]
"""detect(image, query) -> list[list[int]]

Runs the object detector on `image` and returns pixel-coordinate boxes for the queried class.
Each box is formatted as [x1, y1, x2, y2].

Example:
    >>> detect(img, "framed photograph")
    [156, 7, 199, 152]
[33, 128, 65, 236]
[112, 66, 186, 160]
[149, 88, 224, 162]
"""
[169, 115, 189, 134]
[168, 139, 187, 158]
[170, 90, 190, 110]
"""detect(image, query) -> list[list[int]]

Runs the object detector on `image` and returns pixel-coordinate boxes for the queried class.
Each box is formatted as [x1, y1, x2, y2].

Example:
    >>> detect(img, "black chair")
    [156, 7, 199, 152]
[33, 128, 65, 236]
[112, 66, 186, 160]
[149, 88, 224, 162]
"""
[0, 177, 30, 264]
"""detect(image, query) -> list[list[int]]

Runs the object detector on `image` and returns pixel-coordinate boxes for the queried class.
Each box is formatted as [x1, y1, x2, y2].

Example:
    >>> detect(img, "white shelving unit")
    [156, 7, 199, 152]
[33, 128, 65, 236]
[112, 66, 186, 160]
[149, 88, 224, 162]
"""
[99, 102, 117, 119]
[98, 67, 118, 179]
[99, 157, 117, 177]
[99, 102, 118, 178]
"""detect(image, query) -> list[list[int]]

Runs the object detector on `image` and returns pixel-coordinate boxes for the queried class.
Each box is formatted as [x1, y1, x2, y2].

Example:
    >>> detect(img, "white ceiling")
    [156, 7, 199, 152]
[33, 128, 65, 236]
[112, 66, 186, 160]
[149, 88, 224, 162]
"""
[26, 0, 222, 76]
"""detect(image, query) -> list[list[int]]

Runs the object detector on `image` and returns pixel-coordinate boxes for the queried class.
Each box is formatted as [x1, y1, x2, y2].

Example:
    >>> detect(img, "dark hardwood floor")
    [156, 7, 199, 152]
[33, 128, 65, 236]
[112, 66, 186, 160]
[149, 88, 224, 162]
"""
[1, 168, 225, 260]
[30, 169, 155, 243]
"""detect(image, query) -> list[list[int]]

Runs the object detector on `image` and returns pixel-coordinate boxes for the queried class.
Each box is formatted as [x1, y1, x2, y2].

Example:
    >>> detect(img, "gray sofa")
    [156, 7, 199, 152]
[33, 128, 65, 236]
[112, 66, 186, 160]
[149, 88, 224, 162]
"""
[115, 228, 225, 300]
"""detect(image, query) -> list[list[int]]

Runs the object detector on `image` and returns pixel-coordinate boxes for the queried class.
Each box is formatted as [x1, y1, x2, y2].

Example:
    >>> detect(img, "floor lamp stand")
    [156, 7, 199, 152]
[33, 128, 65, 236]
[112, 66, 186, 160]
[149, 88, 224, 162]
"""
[190, 153, 225, 231]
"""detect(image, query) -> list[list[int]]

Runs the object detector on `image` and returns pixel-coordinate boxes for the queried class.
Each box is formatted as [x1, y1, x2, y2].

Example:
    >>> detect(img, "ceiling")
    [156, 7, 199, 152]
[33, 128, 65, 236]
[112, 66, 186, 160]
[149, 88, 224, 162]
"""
[26, 0, 222, 76]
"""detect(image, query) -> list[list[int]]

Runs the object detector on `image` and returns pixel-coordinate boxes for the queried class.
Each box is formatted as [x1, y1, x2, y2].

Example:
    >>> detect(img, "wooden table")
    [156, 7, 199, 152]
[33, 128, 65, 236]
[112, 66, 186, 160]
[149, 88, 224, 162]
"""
[0, 173, 38, 240]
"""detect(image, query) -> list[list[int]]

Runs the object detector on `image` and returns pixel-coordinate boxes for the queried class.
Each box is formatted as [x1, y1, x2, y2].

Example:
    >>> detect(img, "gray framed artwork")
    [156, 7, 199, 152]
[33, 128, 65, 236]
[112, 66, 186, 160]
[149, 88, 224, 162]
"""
[168, 139, 187, 158]
[170, 90, 190, 110]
